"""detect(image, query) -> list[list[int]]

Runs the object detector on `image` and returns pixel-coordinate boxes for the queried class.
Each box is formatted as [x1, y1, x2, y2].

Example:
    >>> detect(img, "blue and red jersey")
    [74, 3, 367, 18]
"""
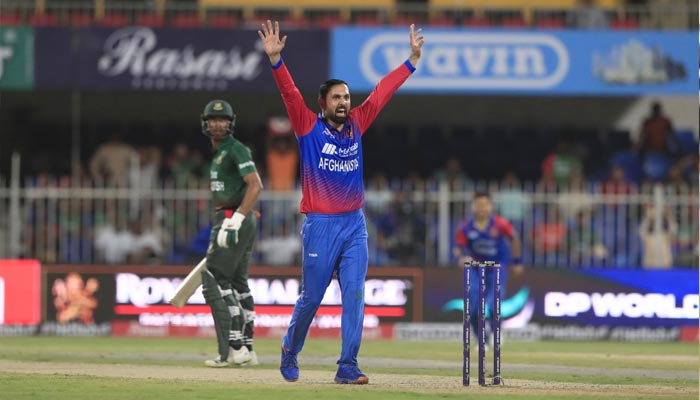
[271, 59, 415, 214]
[455, 215, 515, 263]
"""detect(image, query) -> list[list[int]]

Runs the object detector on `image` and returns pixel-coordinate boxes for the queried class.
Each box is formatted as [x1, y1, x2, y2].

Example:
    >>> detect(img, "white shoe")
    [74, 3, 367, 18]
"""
[231, 346, 253, 365]
[241, 350, 259, 366]
[204, 355, 230, 368]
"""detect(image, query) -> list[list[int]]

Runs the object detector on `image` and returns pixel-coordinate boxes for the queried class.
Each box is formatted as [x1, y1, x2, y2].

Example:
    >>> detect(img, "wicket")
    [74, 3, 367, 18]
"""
[462, 261, 503, 386]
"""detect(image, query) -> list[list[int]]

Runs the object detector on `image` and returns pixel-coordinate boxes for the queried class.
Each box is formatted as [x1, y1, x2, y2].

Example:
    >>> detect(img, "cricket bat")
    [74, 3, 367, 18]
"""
[169, 257, 207, 308]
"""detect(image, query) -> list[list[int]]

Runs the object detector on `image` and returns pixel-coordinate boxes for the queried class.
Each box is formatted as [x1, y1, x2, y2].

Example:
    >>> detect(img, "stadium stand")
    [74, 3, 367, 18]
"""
[0, 0, 693, 29]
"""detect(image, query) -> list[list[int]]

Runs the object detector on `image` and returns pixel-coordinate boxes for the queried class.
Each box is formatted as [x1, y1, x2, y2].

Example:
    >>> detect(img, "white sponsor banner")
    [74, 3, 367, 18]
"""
[544, 291, 699, 319]
[116, 273, 411, 307]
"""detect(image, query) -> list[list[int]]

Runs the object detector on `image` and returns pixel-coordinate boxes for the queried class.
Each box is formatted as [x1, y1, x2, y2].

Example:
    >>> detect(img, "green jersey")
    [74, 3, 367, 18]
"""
[209, 136, 257, 209]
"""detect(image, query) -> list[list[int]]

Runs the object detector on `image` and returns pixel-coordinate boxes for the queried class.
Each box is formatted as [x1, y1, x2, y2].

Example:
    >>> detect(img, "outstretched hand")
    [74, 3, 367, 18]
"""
[257, 20, 287, 65]
[408, 24, 425, 67]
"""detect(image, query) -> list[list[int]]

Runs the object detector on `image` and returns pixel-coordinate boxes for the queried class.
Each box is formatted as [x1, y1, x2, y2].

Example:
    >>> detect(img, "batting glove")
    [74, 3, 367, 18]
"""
[217, 211, 245, 248]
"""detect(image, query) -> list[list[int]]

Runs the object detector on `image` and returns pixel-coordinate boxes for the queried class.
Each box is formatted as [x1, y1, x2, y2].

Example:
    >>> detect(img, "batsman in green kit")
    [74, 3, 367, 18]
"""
[201, 99, 263, 367]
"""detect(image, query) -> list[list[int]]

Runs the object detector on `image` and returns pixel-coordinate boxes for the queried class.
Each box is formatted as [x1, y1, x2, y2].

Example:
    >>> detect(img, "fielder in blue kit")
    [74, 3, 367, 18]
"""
[258, 20, 424, 384]
[454, 192, 523, 339]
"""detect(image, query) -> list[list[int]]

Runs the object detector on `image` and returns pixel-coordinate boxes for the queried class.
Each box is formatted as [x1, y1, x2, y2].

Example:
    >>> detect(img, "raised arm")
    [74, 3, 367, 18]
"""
[408, 24, 425, 69]
[258, 20, 316, 136]
[353, 24, 425, 133]
[258, 20, 287, 66]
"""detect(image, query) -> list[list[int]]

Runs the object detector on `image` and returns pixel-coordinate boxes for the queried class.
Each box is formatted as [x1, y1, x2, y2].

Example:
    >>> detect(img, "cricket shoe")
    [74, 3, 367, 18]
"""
[335, 363, 369, 384]
[204, 355, 230, 368]
[241, 350, 259, 366]
[280, 347, 299, 382]
[230, 346, 253, 365]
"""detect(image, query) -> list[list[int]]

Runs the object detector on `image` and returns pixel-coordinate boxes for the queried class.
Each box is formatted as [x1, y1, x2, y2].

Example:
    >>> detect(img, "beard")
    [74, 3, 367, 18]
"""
[328, 107, 347, 124]
[328, 114, 347, 124]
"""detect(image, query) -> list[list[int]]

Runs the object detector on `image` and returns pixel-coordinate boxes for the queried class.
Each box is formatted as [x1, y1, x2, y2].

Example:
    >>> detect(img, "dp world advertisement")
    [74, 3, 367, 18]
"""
[331, 28, 696, 95]
[424, 267, 698, 341]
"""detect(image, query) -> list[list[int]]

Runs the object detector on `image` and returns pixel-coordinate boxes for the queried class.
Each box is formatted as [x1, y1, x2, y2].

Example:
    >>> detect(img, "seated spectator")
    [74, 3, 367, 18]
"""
[599, 164, 636, 257]
[673, 208, 698, 268]
[132, 145, 162, 188]
[257, 224, 302, 265]
[365, 172, 393, 223]
[609, 147, 643, 184]
[60, 220, 91, 264]
[568, 0, 610, 29]
[89, 133, 137, 186]
[167, 142, 202, 186]
[664, 162, 696, 267]
[128, 219, 165, 265]
[601, 164, 636, 200]
[638, 204, 676, 269]
[669, 154, 699, 186]
[183, 223, 213, 264]
[493, 170, 530, 229]
[641, 151, 672, 182]
[404, 171, 426, 192]
[557, 169, 594, 222]
[566, 210, 608, 266]
[265, 116, 298, 191]
[433, 157, 470, 190]
[541, 139, 583, 186]
[94, 219, 136, 264]
[375, 191, 426, 265]
[532, 208, 567, 256]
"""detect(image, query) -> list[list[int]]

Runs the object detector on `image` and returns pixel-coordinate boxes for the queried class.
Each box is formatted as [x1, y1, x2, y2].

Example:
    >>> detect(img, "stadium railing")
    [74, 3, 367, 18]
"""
[0, 171, 696, 269]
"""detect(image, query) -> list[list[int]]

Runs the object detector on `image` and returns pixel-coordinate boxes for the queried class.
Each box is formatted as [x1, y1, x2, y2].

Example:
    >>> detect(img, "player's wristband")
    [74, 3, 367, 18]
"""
[512, 257, 522, 264]
[232, 211, 246, 225]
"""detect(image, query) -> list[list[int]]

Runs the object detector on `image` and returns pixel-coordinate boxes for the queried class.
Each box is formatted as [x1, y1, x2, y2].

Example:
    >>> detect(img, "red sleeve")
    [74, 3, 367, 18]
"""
[271, 61, 317, 137]
[350, 62, 413, 135]
[494, 216, 515, 239]
[455, 223, 468, 248]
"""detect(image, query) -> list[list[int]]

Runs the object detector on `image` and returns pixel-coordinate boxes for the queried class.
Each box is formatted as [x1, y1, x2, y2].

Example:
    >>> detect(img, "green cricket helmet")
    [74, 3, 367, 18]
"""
[201, 99, 236, 138]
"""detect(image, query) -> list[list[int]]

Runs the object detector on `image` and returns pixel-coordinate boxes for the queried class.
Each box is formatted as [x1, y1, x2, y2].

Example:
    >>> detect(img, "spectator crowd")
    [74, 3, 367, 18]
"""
[14, 102, 700, 269]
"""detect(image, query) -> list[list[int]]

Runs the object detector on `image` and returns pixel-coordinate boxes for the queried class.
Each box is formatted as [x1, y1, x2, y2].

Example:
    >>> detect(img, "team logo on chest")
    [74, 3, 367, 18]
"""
[215, 150, 227, 165]
[321, 143, 337, 155]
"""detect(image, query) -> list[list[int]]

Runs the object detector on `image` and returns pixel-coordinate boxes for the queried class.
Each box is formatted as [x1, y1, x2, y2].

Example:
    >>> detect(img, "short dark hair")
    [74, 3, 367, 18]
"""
[473, 191, 491, 200]
[319, 79, 348, 100]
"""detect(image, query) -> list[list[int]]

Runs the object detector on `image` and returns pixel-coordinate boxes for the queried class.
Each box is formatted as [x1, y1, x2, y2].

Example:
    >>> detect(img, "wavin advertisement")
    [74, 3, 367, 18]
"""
[331, 28, 696, 95]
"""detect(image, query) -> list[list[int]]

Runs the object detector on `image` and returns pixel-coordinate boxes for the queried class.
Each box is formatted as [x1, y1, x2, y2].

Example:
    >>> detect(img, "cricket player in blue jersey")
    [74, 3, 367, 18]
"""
[454, 192, 523, 342]
[258, 20, 424, 384]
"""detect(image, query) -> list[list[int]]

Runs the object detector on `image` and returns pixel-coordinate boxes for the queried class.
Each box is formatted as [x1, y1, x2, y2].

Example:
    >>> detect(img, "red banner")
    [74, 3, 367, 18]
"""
[0, 259, 41, 325]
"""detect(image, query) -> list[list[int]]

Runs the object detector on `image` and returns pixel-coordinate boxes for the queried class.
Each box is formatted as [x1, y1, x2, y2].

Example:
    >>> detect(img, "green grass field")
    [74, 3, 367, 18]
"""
[0, 337, 697, 399]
